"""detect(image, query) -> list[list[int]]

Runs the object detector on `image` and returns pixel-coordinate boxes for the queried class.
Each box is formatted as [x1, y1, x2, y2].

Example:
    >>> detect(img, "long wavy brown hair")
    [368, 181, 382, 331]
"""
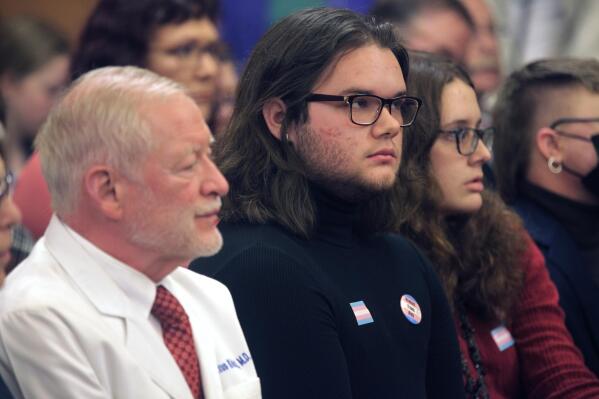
[216, 8, 409, 238]
[397, 52, 526, 322]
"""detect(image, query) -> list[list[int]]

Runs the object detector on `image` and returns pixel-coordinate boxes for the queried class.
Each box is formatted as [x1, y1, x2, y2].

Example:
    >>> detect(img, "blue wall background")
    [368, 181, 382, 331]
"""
[219, 0, 375, 68]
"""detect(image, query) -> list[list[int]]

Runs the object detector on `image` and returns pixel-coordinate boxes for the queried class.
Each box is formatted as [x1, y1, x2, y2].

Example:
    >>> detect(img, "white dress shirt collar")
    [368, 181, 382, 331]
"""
[59, 218, 159, 318]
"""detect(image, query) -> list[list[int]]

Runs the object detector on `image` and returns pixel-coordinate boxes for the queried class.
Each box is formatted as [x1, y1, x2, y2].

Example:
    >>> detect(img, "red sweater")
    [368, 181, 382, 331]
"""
[459, 236, 599, 398]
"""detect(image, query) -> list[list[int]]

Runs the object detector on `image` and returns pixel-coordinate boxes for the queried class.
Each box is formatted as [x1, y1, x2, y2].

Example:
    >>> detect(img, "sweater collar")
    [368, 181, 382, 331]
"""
[521, 181, 599, 249]
[311, 183, 362, 247]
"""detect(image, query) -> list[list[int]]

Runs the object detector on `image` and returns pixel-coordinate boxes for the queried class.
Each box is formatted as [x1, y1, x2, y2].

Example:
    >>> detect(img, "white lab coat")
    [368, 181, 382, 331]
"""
[0, 216, 261, 399]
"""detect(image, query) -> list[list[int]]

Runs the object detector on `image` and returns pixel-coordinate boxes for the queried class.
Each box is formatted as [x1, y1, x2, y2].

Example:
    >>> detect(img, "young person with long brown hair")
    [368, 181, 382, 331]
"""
[398, 51, 599, 398]
[190, 9, 465, 399]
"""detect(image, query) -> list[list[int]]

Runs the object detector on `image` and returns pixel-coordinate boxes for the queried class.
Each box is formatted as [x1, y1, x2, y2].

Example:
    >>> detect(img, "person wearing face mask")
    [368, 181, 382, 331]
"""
[398, 51, 599, 398]
[493, 58, 599, 378]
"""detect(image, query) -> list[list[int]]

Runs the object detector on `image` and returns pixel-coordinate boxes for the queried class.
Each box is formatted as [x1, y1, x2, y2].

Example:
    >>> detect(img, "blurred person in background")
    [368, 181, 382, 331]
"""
[489, 0, 599, 74]
[212, 49, 238, 136]
[0, 140, 22, 286]
[0, 16, 69, 174]
[0, 16, 65, 265]
[493, 58, 599, 378]
[0, 123, 33, 272]
[71, 0, 221, 121]
[371, 0, 502, 120]
[370, 0, 474, 65]
[0, 138, 21, 399]
[15, 0, 223, 240]
[460, 0, 502, 115]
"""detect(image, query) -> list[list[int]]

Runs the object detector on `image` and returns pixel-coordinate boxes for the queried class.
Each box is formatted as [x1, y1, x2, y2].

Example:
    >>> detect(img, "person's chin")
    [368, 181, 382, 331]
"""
[443, 193, 483, 215]
[462, 195, 483, 214]
[341, 175, 396, 202]
[192, 230, 223, 258]
[472, 72, 500, 93]
[364, 169, 397, 190]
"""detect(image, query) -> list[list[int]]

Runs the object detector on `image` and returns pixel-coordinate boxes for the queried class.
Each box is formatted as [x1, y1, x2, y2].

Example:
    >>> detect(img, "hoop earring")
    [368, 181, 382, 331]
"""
[548, 157, 562, 174]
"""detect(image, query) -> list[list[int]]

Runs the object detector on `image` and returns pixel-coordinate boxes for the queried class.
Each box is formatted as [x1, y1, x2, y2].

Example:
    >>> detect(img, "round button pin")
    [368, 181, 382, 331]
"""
[400, 294, 422, 324]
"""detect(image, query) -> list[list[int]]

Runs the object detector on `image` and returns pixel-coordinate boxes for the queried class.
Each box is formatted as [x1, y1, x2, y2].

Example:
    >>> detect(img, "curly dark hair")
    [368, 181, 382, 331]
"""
[217, 7, 410, 238]
[398, 52, 526, 321]
[70, 0, 219, 80]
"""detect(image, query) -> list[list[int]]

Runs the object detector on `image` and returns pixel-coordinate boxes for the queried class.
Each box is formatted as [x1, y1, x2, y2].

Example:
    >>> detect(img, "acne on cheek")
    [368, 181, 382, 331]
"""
[319, 127, 344, 138]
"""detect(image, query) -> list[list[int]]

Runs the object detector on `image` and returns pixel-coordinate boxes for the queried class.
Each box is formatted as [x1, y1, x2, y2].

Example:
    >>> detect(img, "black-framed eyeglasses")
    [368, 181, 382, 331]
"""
[550, 117, 599, 142]
[438, 127, 494, 156]
[0, 171, 14, 201]
[305, 93, 422, 127]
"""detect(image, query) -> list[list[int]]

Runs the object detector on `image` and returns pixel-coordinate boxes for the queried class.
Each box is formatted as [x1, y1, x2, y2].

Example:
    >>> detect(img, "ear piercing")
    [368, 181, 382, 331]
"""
[548, 157, 562, 174]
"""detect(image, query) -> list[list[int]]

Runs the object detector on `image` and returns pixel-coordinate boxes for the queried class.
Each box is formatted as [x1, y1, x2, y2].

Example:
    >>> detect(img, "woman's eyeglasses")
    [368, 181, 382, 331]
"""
[438, 127, 494, 156]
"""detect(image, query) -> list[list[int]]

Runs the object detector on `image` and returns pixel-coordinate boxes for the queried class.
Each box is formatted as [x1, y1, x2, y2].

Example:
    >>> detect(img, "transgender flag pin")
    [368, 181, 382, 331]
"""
[350, 301, 374, 326]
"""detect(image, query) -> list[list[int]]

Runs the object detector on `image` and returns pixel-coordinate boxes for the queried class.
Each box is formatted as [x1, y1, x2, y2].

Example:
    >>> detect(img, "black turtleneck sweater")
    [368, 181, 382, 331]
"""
[190, 189, 464, 399]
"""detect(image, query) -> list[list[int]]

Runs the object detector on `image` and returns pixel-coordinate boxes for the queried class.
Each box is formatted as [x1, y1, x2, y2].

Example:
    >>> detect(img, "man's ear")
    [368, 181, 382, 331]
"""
[83, 165, 125, 220]
[262, 98, 287, 141]
[536, 127, 562, 161]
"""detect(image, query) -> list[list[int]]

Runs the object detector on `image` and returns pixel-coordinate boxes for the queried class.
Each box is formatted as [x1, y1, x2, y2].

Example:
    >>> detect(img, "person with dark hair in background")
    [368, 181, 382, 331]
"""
[0, 140, 22, 290]
[15, 0, 223, 240]
[0, 16, 64, 267]
[0, 66, 260, 399]
[399, 51, 599, 398]
[71, 0, 221, 121]
[493, 58, 599, 378]
[190, 8, 465, 399]
[0, 16, 69, 174]
[212, 48, 238, 136]
[370, 0, 474, 65]
[460, 0, 502, 106]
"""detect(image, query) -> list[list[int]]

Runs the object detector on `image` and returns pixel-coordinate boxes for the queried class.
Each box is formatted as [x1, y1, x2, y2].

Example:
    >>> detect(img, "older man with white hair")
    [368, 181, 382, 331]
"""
[0, 66, 260, 399]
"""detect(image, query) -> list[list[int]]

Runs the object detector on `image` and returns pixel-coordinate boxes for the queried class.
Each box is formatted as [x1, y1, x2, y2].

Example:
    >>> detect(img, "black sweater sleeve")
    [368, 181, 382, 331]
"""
[211, 245, 354, 399]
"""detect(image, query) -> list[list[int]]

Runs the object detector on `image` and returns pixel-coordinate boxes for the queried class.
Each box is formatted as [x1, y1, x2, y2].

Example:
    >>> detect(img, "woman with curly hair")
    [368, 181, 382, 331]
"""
[71, 0, 222, 120]
[399, 51, 599, 398]
[16, 0, 224, 239]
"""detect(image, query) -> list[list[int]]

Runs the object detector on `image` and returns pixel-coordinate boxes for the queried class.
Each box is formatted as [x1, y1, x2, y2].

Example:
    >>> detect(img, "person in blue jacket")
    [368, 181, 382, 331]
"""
[493, 57, 599, 377]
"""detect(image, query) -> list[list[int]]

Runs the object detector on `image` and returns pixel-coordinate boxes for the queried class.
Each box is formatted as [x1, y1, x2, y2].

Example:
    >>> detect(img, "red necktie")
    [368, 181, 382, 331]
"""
[151, 285, 202, 399]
